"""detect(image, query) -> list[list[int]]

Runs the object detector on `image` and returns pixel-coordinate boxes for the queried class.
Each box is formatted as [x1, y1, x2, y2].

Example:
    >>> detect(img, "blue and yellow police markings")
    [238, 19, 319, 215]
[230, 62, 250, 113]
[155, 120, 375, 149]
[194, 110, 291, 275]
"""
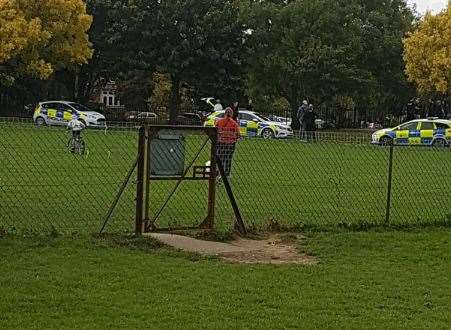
[239, 120, 259, 137]
[373, 120, 451, 146]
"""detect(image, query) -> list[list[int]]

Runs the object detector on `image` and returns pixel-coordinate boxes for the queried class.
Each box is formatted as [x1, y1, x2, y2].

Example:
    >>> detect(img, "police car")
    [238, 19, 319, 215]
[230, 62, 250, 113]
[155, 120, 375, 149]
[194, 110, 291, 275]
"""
[33, 101, 107, 128]
[371, 118, 451, 147]
[204, 110, 293, 139]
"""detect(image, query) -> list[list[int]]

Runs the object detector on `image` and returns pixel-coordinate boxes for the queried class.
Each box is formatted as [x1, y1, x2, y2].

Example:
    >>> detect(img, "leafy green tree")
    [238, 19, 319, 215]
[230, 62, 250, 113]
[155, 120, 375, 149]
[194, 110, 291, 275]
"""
[240, 0, 415, 127]
[90, 0, 245, 122]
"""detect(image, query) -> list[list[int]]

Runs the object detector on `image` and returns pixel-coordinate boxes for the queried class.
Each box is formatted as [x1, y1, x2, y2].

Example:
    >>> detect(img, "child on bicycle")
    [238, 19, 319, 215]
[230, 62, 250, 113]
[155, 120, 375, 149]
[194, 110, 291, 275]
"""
[68, 113, 86, 151]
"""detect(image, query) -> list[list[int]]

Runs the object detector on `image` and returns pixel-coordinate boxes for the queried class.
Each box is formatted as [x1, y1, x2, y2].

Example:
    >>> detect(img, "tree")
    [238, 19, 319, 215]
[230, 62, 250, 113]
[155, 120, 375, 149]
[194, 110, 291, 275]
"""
[403, 5, 451, 95]
[240, 0, 415, 127]
[0, 0, 93, 83]
[357, 0, 415, 121]
[97, 0, 245, 122]
[150, 72, 172, 112]
[241, 0, 373, 127]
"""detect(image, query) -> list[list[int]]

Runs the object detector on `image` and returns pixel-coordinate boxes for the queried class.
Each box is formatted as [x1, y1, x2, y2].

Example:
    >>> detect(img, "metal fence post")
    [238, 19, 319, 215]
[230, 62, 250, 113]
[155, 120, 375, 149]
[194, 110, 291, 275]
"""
[385, 145, 394, 225]
[202, 128, 217, 229]
[135, 126, 146, 235]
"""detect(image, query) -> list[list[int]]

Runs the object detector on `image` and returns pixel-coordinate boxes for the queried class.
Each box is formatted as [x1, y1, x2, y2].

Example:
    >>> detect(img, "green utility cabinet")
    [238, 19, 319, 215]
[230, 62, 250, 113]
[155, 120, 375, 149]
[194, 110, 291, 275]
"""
[149, 134, 186, 176]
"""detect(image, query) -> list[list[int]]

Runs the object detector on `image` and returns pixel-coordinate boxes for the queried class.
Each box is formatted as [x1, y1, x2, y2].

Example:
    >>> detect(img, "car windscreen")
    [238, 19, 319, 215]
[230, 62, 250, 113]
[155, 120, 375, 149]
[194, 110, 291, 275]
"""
[68, 103, 92, 112]
[254, 113, 270, 121]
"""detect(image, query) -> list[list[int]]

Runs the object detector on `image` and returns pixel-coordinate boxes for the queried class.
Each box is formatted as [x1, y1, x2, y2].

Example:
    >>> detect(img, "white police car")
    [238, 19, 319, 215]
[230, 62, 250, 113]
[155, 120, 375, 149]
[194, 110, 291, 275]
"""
[371, 118, 451, 147]
[33, 101, 107, 128]
[204, 110, 293, 139]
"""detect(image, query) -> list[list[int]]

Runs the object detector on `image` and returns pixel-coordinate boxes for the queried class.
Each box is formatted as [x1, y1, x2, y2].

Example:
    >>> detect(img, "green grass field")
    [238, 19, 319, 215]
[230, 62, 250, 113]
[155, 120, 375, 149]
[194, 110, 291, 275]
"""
[1, 229, 450, 329]
[0, 121, 450, 234]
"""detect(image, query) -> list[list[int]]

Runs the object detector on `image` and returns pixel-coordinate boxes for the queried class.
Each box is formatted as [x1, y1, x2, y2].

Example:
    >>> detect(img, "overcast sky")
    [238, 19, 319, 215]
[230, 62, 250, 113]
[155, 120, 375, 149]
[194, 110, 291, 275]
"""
[407, 0, 448, 14]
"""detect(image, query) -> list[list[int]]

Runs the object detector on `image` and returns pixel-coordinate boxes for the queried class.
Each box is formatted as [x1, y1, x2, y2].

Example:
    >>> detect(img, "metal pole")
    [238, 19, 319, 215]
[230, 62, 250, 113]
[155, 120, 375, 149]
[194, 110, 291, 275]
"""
[135, 126, 146, 235]
[216, 153, 247, 235]
[144, 126, 151, 225]
[99, 155, 139, 234]
[385, 145, 394, 225]
[202, 131, 217, 229]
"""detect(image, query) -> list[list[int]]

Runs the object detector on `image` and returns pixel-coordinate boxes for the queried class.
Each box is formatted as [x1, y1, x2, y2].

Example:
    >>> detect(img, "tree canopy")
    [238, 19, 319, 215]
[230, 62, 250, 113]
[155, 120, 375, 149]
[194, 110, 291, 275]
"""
[240, 0, 415, 126]
[1, 0, 424, 126]
[403, 4, 451, 96]
[86, 0, 245, 121]
[0, 0, 93, 83]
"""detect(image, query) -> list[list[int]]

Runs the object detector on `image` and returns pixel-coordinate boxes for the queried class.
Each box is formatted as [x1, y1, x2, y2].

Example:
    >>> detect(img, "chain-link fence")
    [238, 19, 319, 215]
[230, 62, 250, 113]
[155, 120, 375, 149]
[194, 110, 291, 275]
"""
[0, 118, 138, 234]
[0, 118, 450, 235]
[225, 137, 450, 230]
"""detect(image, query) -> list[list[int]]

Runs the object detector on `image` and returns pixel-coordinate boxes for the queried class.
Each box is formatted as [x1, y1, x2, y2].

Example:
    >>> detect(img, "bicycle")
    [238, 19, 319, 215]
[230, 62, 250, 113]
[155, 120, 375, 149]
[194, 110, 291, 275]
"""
[67, 133, 86, 155]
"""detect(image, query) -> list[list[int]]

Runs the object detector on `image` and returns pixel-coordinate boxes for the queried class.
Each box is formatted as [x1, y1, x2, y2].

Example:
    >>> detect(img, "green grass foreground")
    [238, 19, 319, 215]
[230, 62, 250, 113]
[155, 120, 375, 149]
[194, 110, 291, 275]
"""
[0, 122, 450, 234]
[1, 229, 450, 329]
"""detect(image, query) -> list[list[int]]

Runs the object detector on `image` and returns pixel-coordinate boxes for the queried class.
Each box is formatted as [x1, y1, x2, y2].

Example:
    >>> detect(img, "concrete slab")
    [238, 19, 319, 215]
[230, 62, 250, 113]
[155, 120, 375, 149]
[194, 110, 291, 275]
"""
[146, 233, 249, 255]
[146, 233, 316, 265]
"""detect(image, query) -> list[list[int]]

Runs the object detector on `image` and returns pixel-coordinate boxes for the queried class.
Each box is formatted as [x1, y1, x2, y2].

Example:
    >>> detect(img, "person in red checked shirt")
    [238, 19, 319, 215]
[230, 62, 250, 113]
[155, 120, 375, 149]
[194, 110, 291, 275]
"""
[215, 107, 241, 182]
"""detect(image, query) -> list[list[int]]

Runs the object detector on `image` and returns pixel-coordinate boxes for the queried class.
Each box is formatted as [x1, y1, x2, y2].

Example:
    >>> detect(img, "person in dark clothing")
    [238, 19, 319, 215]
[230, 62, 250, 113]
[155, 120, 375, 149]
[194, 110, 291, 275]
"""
[297, 100, 309, 140]
[405, 99, 415, 121]
[303, 105, 317, 142]
[435, 100, 446, 119]
[231, 101, 239, 121]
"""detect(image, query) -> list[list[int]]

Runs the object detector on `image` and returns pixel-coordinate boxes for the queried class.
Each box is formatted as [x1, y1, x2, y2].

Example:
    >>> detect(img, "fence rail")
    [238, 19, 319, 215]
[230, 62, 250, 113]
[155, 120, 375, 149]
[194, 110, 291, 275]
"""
[0, 119, 450, 235]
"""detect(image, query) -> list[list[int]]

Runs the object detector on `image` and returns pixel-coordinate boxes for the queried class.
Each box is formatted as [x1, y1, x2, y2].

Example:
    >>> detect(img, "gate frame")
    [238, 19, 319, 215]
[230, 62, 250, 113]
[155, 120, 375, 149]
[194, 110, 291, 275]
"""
[135, 125, 218, 234]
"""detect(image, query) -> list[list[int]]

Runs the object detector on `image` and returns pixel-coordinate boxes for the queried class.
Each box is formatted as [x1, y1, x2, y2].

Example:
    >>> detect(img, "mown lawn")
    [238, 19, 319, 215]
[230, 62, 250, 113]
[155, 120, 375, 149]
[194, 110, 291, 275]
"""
[0, 228, 450, 329]
[0, 122, 450, 234]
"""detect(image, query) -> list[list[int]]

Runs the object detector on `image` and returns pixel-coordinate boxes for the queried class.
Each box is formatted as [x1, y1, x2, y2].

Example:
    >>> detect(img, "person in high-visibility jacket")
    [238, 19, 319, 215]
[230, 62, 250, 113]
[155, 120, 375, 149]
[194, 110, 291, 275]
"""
[215, 107, 240, 181]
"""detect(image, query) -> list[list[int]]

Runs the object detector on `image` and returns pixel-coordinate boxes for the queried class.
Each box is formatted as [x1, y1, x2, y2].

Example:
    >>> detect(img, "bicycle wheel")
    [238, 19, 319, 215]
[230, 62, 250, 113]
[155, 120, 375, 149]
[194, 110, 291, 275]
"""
[67, 137, 76, 153]
[77, 139, 86, 155]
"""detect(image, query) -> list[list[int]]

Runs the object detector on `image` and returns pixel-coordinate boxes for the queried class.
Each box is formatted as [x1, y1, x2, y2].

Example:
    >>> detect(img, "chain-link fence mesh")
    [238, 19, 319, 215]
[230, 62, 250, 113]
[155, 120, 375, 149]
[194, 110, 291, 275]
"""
[0, 118, 137, 234]
[0, 118, 450, 235]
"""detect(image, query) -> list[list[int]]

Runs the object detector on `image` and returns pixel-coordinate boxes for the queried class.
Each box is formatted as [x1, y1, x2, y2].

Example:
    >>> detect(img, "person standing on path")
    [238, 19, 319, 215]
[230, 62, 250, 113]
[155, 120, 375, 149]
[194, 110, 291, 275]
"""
[215, 107, 241, 182]
[297, 100, 309, 140]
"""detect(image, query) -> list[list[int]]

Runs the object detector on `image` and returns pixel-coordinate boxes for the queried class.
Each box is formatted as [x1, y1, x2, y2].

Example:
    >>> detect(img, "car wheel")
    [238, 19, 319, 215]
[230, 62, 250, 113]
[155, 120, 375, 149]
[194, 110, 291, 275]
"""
[261, 128, 275, 139]
[35, 117, 46, 127]
[380, 136, 393, 146]
[432, 139, 446, 148]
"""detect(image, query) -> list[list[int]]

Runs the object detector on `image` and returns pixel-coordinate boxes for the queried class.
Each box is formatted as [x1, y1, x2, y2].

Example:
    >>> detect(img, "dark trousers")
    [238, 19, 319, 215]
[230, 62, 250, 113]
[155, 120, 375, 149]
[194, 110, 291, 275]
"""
[72, 130, 81, 140]
[299, 121, 306, 140]
[306, 130, 316, 142]
[216, 143, 236, 177]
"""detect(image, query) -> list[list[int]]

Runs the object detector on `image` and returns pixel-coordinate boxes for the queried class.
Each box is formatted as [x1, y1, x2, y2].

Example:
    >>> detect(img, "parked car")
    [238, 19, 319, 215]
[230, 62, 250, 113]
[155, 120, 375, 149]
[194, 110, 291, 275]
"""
[126, 111, 158, 122]
[205, 110, 293, 139]
[268, 115, 292, 126]
[371, 118, 451, 147]
[177, 113, 203, 125]
[33, 101, 106, 128]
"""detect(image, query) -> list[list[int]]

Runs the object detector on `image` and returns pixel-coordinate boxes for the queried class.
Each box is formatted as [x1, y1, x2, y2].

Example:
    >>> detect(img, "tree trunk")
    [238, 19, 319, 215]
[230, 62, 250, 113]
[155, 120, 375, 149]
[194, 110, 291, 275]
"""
[289, 84, 300, 130]
[169, 77, 180, 125]
[74, 69, 80, 101]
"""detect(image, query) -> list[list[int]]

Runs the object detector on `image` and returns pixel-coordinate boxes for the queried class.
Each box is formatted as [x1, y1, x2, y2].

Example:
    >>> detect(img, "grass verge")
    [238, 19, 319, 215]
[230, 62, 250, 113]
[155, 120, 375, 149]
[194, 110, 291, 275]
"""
[0, 228, 450, 329]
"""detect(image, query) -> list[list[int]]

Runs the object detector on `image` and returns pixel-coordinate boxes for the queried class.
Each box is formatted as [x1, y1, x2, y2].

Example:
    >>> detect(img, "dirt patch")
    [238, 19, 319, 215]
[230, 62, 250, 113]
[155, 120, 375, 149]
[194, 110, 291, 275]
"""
[220, 234, 316, 265]
[147, 232, 316, 265]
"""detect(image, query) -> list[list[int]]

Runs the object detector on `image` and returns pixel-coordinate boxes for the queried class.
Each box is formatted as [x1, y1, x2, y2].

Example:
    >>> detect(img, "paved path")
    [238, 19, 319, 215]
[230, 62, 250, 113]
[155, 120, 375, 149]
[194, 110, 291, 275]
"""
[146, 233, 249, 255]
